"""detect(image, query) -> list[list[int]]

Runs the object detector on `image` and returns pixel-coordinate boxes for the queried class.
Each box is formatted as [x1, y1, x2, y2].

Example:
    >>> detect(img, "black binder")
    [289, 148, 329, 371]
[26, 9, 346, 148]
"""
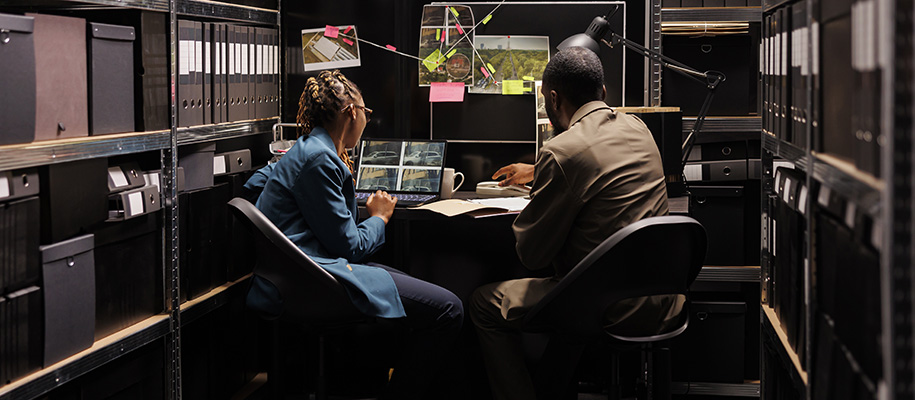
[247, 26, 257, 120]
[791, 2, 807, 149]
[194, 21, 204, 126]
[0, 195, 40, 295]
[228, 24, 245, 122]
[821, 14, 855, 161]
[0, 13, 36, 146]
[779, 7, 791, 144]
[138, 11, 170, 132]
[213, 23, 226, 124]
[203, 22, 213, 125]
[255, 27, 267, 119]
[177, 19, 195, 127]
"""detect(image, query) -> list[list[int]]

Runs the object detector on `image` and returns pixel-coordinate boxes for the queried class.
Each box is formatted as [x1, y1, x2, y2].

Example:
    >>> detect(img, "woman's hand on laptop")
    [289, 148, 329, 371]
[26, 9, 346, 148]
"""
[493, 163, 534, 187]
[366, 190, 397, 224]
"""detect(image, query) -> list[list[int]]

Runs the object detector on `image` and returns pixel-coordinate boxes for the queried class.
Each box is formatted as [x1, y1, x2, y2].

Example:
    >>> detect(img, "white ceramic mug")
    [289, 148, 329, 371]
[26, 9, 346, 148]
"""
[440, 168, 464, 199]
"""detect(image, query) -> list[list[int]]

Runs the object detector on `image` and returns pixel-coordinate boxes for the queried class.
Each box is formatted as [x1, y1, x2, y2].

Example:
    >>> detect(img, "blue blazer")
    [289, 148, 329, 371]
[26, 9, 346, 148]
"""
[252, 128, 405, 318]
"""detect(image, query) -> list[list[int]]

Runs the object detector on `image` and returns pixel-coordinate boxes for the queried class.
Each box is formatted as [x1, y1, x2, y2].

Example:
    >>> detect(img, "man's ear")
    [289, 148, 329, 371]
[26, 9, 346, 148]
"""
[550, 90, 560, 110]
[601, 85, 607, 101]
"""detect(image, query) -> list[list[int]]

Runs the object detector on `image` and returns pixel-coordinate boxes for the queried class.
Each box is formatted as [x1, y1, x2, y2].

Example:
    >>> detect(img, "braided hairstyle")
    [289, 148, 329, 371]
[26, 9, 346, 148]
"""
[297, 70, 362, 177]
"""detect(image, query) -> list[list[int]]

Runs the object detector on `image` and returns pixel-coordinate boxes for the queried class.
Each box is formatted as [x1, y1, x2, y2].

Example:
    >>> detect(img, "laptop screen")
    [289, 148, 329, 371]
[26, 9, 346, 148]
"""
[355, 139, 447, 195]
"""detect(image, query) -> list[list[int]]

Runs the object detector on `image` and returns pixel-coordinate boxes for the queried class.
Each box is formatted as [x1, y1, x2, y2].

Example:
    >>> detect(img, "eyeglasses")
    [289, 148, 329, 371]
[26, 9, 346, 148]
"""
[342, 104, 373, 122]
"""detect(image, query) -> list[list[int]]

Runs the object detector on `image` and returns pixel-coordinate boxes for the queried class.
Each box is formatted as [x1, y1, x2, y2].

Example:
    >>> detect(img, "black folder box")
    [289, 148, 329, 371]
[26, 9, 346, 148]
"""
[137, 11, 170, 132]
[690, 185, 746, 265]
[671, 301, 746, 383]
[92, 212, 162, 340]
[0, 286, 42, 386]
[820, 15, 855, 161]
[179, 143, 217, 192]
[88, 22, 136, 136]
[40, 234, 95, 366]
[0, 13, 36, 146]
[0, 196, 40, 296]
[661, 33, 757, 116]
[179, 183, 229, 301]
[40, 158, 109, 245]
[216, 170, 256, 281]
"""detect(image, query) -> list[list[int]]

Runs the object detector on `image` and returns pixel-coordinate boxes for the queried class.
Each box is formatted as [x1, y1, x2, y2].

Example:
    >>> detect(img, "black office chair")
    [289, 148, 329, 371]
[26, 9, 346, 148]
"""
[522, 215, 707, 400]
[227, 197, 377, 400]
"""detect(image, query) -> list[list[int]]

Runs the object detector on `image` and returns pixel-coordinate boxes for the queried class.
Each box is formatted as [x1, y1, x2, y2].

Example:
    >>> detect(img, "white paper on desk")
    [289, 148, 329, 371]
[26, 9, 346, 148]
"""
[413, 199, 495, 217]
[467, 197, 530, 212]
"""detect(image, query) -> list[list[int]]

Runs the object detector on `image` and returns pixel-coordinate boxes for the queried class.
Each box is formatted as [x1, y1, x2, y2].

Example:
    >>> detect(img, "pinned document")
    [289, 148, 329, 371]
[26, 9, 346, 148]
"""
[502, 80, 525, 95]
[429, 82, 465, 102]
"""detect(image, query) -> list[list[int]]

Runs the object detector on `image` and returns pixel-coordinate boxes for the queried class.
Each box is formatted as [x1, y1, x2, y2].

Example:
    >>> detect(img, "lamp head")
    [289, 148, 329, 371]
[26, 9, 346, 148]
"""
[557, 15, 611, 54]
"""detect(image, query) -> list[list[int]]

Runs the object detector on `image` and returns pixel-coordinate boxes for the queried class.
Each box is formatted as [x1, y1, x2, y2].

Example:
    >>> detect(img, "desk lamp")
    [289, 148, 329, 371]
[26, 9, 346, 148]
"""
[559, 6, 725, 194]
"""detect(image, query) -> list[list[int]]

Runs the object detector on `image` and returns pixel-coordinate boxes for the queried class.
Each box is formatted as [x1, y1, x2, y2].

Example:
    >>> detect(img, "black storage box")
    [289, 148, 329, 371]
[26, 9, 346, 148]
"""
[0, 13, 36, 146]
[690, 185, 745, 265]
[179, 183, 229, 301]
[179, 143, 217, 192]
[40, 234, 96, 366]
[661, 33, 757, 116]
[92, 212, 163, 340]
[671, 301, 747, 383]
[1, 190, 40, 295]
[216, 171, 256, 281]
[107, 162, 146, 194]
[40, 158, 109, 245]
[88, 22, 136, 135]
[0, 286, 42, 385]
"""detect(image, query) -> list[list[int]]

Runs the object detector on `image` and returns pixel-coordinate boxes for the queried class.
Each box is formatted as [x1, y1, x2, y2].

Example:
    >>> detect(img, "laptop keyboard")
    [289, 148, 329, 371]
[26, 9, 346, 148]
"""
[355, 192, 437, 206]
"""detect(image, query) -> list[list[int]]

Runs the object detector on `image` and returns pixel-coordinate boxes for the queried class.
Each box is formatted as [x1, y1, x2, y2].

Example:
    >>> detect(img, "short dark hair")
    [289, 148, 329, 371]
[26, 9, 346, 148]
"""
[542, 47, 604, 107]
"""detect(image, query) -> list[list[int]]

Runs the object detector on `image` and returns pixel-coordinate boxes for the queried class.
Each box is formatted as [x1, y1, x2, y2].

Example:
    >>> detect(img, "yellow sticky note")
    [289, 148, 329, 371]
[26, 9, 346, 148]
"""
[502, 80, 525, 95]
[446, 49, 457, 58]
[423, 49, 445, 71]
[523, 86, 533, 92]
[449, 6, 460, 17]
[436, 29, 441, 41]
[487, 63, 496, 73]
[522, 76, 535, 81]
[482, 14, 493, 24]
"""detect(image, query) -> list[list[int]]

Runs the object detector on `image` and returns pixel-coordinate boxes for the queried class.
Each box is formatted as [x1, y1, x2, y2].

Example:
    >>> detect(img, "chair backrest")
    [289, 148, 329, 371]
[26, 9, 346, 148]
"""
[227, 197, 366, 325]
[522, 215, 707, 337]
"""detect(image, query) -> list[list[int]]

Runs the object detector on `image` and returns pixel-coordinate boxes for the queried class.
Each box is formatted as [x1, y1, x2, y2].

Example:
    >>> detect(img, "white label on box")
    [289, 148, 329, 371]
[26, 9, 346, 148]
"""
[798, 185, 809, 215]
[772, 219, 777, 257]
[0, 176, 9, 199]
[242, 43, 249, 75]
[205, 41, 211, 74]
[257, 44, 264, 75]
[195, 40, 203, 73]
[235, 43, 241, 75]
[812, 22, 820, 75]
[872, 217, 883, 250]
[213, 155, 227, 175]
[145, 172, 160, 192]
[818, 185, 831, 206]
[800, 27, 809, 76]
[109, 167, 129, 188]
[179, 40, 190, 75]
[127, 191, 144, 217]
[229, 42, 235, 75]
[783, 178, 792, 203]
[845, 203, 857, 229]
[683, 164, 702, 181]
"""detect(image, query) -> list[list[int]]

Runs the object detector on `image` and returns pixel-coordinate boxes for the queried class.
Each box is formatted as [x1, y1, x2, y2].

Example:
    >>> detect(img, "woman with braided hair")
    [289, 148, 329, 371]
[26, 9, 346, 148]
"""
[248, 70, 463, 399]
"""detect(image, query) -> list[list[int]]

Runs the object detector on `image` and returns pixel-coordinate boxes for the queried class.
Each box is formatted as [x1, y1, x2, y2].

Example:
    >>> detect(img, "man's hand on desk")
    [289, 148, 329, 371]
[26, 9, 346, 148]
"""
[366, 190, 396, 224]
[493, 163, 534, 187]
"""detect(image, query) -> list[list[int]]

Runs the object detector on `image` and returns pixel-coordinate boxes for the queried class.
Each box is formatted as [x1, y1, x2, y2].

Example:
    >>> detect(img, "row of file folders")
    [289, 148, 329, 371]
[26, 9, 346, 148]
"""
[762, 0, 883, 177]
[0, 13, 278, 146]
[177, 20, 279, 128]
[766, 166, 882, 395]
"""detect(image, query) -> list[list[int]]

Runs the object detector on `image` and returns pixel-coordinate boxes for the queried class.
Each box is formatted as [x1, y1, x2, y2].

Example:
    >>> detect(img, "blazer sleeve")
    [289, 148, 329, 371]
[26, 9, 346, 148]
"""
[292, 153, 386, 261]
[512, 151, 584, 271]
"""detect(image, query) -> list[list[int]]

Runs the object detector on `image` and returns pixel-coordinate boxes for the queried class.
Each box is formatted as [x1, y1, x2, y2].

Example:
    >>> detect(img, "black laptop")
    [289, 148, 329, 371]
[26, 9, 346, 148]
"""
[354, 139, 447, 207]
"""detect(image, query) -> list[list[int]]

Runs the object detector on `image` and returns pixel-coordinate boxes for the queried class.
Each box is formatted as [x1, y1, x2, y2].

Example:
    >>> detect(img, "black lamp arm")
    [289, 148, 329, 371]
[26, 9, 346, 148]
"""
[601, 30, 725, 174]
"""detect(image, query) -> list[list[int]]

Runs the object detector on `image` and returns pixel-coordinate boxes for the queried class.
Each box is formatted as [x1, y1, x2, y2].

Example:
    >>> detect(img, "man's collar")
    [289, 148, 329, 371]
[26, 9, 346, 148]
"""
[569, 101, 613, 128]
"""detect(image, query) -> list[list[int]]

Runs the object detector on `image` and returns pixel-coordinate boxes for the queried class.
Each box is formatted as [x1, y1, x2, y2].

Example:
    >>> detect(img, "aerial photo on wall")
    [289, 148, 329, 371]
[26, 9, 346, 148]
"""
[471, 35, 549, 94]
[418, 5, 475, 86]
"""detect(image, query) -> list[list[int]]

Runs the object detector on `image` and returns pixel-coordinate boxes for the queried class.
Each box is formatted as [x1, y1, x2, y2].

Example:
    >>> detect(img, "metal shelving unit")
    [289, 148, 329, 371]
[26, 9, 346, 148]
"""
[0, 0, 280, 398]
[696, 266, 760, 283]
[672, 382, 761, 397]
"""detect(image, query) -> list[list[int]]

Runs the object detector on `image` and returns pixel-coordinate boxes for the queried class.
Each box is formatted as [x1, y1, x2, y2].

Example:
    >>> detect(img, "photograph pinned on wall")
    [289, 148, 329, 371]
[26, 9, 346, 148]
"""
[535, 81, 555, 153]
[418, 5, 475, 86]
[471, 36, 550, 94]
[302, 25, 360, 71]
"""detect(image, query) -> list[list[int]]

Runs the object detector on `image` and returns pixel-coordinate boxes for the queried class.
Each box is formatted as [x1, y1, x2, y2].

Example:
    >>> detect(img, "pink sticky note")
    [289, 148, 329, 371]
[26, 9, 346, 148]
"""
[386, 44, 397, 51]
[342, 38, 354, 46]
[429, 82, 465, 103]
[440, 33, 445, 43]
[324, 25, 339, 38]
[343, 26, 353, 34]
[455, 24, 464, 35]
[480, 66, 491, 78]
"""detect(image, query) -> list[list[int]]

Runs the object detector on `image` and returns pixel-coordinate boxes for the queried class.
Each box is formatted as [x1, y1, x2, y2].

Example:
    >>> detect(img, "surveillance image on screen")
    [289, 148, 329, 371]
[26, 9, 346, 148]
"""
[360, 140, 403, 166]
[403, 142, 445, 166]
[400, 169, 442, 193]
[301, 25, 360, 71]
[357, 167, 398, 191]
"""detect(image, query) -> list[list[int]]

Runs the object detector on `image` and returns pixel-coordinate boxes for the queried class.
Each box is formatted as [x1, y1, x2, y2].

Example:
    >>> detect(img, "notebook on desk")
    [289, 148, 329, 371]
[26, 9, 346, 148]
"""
[354, 139, 447, 207]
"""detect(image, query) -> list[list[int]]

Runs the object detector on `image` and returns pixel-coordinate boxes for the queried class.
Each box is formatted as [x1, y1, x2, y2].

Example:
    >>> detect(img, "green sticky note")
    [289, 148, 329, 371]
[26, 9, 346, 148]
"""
[487, 63, 496, 73]
[523, 86, 533, 92]
[449, 6, 460, 17]
[482, 14, 493, 24]
[423, 49, 445, 72]
[502, 80, 525, 95]
[436, 29, 441, 41]
[522, 76, 535, 81]
[446, 49, 457, 58]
